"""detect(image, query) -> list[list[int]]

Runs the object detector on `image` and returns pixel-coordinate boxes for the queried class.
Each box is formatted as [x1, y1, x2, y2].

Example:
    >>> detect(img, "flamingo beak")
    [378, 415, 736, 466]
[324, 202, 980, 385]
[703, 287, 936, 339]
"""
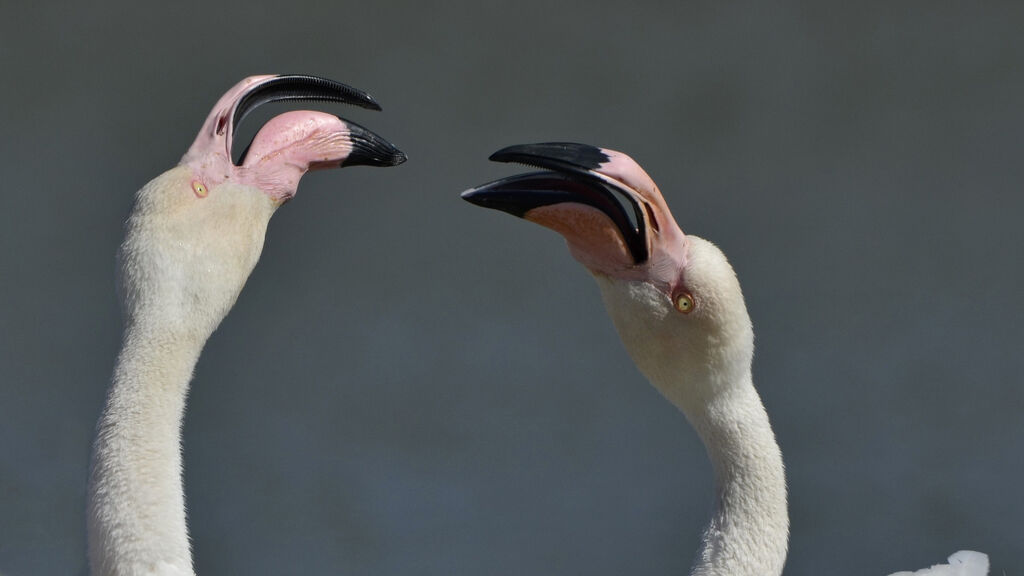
[462, 142, 650, 265]
[184, 74, 405, 169]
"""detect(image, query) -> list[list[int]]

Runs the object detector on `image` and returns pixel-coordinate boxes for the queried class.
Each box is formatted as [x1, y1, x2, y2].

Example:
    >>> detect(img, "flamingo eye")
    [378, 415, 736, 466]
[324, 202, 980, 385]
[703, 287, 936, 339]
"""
[192, 181, 209, 198]
[674, 292, 695, 314]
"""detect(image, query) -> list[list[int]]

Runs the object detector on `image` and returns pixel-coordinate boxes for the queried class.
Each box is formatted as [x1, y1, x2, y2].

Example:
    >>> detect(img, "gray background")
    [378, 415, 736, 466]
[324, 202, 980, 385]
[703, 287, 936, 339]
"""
[1, 2, 1021, 575]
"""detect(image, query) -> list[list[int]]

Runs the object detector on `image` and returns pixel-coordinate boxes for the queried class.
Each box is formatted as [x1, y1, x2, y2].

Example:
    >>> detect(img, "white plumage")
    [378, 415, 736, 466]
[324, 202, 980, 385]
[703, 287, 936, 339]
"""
[889, 551, 989, 576]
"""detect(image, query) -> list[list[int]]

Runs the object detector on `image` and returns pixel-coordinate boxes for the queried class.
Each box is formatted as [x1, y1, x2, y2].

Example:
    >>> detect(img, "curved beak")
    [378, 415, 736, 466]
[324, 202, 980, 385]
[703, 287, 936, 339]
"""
[183, 74, 405, 168]
[462, 142, 651, 264]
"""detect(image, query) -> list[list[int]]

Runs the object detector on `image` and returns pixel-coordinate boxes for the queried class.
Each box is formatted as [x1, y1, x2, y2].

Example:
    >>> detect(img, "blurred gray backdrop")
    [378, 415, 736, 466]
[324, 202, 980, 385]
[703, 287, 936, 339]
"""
[1, 2, 1021, 574]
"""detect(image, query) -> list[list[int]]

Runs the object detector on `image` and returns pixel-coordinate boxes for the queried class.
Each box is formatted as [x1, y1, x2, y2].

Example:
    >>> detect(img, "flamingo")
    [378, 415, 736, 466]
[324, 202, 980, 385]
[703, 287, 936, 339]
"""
[86, 74, 405, 576]
[461, 142, 988, 576]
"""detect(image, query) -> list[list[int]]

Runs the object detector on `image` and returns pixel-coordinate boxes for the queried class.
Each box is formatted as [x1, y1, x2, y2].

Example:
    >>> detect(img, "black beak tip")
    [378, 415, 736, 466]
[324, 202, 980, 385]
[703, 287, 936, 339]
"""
[460, 187, 486, 206]
[274, 74, 383, 111]
[487, 142, 609, 171]
[459, 185, 533, 218]
[338, 119, 407, 168]
[341, 145, 407, 168]
[487, 148, 513, 163]
[387, 149, 408, 166]
[360, 95, 384, 112]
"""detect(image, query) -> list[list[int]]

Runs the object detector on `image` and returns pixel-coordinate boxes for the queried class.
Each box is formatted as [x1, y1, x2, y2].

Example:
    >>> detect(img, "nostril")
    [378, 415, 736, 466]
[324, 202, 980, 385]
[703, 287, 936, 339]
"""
[646, 203, 660, 233]
[215, 113, 228, 135]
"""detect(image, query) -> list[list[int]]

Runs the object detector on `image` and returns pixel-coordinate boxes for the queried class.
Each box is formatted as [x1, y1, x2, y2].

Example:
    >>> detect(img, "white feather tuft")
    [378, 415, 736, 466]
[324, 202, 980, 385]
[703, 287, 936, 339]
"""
[888, 551, 989, 576]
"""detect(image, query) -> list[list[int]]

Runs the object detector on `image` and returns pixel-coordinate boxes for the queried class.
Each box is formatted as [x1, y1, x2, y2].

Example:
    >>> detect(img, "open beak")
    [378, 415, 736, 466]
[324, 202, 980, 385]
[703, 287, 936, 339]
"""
[462, 142, 651, 264]
[184, 74, 406, 169]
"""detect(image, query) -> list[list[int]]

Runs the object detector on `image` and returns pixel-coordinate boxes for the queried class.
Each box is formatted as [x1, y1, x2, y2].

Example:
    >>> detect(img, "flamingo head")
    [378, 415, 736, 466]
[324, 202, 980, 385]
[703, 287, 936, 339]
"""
[118, 75, 405, 339]
[463, 143, 753, 402]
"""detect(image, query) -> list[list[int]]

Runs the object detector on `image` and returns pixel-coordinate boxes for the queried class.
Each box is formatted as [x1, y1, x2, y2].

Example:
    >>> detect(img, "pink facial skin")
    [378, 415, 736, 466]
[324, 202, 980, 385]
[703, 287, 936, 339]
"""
[183, 75, 278, 164]
[187, 109, 365, 203]
[524, 148, 690, 294]
[179, 75, 396, 204]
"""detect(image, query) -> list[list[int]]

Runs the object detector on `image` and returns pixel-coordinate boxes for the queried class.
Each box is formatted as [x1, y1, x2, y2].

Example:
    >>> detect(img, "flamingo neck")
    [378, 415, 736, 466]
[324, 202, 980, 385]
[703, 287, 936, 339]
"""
[676, 373, 789, 576]
[87, 319, 204, 576]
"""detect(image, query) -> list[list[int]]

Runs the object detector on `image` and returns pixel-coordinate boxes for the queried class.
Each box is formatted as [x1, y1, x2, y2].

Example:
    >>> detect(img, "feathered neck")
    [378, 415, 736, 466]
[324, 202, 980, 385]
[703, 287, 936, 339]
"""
[87, 319, 204, 576]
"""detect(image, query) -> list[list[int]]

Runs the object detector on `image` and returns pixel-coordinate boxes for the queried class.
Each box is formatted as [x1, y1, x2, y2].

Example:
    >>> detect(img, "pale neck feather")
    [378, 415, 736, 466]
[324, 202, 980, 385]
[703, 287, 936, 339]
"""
[597, 275, 788, 576]
[88, 167, 273, 576]
[87, 321, 204, 576]
[684, 376, 788, 576]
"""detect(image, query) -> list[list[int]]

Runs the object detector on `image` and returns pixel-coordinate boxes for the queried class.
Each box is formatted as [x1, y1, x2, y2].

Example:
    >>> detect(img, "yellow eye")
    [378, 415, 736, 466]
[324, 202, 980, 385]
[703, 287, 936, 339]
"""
[192, 180, 208, 198]
[674, 292, 695, 314]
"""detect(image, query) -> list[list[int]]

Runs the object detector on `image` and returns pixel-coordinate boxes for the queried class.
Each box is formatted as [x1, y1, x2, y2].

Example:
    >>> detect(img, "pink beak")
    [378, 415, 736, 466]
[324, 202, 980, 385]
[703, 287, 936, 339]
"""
[181, 74, 406, 202]
[462, 142, 688, 282]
